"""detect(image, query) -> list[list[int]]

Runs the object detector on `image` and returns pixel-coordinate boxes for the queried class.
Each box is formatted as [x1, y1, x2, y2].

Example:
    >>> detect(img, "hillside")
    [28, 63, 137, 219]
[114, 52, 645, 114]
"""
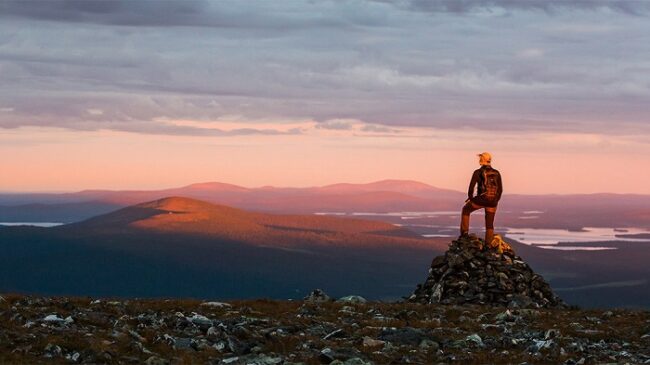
[65, 197, 431, 248]
[0, 198, 447, 300]
[1, 292, 648, 365]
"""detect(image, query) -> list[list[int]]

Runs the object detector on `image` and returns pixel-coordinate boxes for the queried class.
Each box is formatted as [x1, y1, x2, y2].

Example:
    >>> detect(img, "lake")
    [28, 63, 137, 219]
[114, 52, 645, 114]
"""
[313, 211, 650, 251]
[0, 222, 64, 227]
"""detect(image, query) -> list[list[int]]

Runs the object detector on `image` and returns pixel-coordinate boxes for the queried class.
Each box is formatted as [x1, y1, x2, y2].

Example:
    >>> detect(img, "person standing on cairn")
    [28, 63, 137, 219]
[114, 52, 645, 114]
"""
[460, 152, 503, 245]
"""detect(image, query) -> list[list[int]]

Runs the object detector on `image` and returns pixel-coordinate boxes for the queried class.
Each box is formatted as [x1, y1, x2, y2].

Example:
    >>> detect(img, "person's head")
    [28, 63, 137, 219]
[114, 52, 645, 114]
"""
[477, 152, 492, 166]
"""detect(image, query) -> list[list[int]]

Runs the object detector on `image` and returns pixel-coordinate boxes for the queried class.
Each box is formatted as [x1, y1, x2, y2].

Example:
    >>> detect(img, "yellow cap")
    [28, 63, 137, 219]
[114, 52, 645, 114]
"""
[478, 152, 492, 165]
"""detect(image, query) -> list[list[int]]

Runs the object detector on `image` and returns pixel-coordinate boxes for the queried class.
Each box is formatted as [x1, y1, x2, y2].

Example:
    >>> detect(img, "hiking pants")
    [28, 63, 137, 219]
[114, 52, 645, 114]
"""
[460, 201, 497, 244]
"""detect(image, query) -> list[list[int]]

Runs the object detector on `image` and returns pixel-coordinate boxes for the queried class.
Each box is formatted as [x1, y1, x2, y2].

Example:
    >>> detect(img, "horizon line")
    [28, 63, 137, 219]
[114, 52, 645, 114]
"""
[0, 179, 648, 197]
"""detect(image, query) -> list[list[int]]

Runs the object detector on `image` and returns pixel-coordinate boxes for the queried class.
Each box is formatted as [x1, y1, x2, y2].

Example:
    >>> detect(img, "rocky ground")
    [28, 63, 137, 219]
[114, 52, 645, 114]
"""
[1, 291, 649, 365]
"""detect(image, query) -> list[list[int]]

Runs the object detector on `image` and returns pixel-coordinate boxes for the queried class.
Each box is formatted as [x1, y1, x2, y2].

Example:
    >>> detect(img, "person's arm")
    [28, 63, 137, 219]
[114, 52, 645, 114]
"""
[468, 170, 478, 199]
[497, 172, 503, 201]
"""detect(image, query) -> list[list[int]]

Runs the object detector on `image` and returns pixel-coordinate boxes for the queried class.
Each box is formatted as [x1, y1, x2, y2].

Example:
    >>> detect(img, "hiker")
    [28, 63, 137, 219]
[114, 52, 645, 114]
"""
[460, 152, 503, 245]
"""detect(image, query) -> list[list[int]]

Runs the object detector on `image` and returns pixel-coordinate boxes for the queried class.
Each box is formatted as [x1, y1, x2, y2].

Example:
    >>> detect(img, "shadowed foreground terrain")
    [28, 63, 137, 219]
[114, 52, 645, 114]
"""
[0, 197, 447, 301]
[1, 293, 648, 365]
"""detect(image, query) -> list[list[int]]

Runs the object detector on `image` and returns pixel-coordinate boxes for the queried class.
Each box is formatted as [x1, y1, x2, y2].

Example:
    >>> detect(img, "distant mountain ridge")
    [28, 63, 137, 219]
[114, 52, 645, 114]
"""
[70, 179, 465, 207]
[0, 179, 462, 203]
[1, 179, 650, 230]
[0, 180, 465, 223]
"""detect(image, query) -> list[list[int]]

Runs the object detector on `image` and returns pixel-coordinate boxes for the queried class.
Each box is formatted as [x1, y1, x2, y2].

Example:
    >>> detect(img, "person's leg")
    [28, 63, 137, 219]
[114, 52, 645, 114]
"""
[484, 206, 497, 244]
[460, 201, 481, 236]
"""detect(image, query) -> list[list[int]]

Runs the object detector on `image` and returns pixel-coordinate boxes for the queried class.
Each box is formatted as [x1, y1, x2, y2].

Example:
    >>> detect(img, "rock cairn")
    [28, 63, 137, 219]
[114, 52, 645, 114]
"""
[408, 234, 565, 308]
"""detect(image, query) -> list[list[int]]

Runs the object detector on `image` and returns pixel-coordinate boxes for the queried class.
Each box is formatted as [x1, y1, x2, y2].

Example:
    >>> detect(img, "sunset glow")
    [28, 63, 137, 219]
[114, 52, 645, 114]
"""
[1, 1, 649, 194]
[2, 124, 648, 194]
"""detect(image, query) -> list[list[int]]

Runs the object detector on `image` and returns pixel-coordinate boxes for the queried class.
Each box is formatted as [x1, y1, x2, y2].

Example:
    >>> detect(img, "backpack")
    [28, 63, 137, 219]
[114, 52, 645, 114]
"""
[481, 167, 500, 201]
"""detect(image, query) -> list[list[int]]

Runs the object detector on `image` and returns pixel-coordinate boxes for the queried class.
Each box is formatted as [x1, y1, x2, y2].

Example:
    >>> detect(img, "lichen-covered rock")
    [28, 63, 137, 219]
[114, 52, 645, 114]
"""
[408, 234, 565, 308]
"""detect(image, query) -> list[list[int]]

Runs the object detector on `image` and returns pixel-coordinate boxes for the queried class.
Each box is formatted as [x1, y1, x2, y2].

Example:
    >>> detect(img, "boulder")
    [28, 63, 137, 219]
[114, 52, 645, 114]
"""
[303, 289, 331, 303]
[336, 295, 367, 304]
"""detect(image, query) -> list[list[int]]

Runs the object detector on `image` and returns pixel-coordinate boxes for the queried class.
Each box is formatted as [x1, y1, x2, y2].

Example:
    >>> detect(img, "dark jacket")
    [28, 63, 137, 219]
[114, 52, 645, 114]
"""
[468, 165, 503, 207]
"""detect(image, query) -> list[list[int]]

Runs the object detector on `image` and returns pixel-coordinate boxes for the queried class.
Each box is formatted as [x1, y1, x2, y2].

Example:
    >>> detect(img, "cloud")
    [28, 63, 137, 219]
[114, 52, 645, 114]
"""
[360, 124, 402, 134]
[544, 24, 619, 35]
[387, 0, 650, 15]
[516, 48, 544, 58]
[0, 0, 381, 31]
[110, 121, 302, 137]
[3, 1, 647, 29]
[0, 1, 240, 27]
[86, 108, 104, 116]
[315, 119, 355, 130]
[313, 119, 404, 135]
[1, 0, 649, 137]
[0, 93, 303, 137]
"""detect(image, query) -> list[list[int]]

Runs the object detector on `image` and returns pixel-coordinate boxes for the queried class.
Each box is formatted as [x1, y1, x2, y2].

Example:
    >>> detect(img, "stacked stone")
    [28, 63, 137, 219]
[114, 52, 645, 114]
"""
[409, 234, 565, 308]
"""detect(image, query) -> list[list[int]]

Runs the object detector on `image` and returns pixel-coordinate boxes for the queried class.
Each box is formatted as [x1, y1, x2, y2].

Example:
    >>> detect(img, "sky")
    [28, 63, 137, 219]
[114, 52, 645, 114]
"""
[1, 0, 650, 194]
